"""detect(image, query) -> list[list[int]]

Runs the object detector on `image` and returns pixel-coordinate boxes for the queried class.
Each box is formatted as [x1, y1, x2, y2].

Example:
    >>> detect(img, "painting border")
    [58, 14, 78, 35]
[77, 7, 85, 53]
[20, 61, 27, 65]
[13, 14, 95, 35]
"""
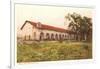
[10, 1, 95, 69]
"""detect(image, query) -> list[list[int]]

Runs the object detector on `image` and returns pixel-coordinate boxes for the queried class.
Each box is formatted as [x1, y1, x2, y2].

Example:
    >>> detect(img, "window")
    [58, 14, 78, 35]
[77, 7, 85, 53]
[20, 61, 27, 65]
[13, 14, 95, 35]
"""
[40, 32, 44, 40]
[46, 33, 50, 40]
[51, 33, 54, 40]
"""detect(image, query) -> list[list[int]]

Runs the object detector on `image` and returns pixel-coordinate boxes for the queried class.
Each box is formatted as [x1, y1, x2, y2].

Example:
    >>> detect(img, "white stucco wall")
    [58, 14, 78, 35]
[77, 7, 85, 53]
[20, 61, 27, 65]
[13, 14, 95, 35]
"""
[21, 23, 39, 40]
[21, 23, 33, 40]
[20, 22, 74, 40]
[39, 29, 69, 40]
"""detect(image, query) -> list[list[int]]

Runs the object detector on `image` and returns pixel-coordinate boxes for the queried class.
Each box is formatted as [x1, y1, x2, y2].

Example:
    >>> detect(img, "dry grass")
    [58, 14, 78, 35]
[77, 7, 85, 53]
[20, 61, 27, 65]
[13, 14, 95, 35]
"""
[17, 41, 92, 62]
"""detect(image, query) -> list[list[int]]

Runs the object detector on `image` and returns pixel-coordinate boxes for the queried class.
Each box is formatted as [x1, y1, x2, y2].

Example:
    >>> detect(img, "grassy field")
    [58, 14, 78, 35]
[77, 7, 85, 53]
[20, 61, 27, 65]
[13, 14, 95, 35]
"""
[17, 41, 92, 62]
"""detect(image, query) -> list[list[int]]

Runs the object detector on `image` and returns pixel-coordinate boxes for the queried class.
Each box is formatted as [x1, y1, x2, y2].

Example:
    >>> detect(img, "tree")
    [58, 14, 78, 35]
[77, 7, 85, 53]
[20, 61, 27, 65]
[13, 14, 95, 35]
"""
[65, 12, 92, 41]
[82, 16, 92, 41]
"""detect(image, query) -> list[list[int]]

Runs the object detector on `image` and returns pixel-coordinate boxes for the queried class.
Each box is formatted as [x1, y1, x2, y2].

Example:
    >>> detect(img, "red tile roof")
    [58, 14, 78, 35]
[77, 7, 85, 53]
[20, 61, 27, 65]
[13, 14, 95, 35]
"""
[21, 20, 75, 33]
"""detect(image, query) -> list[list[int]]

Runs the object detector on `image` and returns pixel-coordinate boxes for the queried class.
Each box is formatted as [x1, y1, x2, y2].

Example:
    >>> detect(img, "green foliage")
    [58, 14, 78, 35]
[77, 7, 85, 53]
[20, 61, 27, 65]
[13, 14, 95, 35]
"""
[65, 12, 92, 41]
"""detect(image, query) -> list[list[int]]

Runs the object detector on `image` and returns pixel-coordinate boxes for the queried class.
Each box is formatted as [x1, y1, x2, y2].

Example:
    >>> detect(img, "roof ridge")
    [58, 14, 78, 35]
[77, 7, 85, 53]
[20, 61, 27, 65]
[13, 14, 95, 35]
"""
[21, 20, 75, 33]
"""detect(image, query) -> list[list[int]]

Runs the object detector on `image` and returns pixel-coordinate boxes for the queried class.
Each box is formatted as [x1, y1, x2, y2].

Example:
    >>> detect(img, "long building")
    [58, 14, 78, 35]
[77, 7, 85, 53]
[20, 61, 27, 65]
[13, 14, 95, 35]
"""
[20, 20, 75, 41]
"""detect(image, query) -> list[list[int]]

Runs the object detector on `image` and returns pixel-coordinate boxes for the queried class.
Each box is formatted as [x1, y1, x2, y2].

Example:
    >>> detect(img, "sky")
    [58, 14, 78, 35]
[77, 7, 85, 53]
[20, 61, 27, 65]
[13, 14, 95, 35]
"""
[15, 4, 93, 36]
